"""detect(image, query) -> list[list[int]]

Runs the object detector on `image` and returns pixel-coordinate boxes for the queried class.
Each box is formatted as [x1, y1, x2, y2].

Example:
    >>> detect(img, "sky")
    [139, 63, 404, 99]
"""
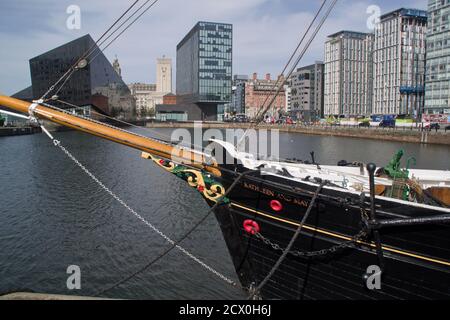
[0, 0, 428, 95]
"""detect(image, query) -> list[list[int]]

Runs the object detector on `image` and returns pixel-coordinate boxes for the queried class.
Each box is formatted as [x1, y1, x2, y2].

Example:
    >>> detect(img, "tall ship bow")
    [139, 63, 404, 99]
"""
[1, 95, 450, 299]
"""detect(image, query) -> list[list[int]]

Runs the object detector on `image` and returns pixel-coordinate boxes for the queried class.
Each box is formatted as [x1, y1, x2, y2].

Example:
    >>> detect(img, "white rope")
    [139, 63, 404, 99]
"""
[0, 109, 31, 120]
[40, 124, 237, 287]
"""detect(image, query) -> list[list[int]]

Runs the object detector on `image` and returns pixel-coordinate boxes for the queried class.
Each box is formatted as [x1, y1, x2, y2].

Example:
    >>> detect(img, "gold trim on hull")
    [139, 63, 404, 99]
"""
[231, 202, 450, 268]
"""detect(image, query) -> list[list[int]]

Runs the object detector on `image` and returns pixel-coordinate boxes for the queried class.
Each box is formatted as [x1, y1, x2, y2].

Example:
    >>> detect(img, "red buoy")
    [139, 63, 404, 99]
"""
[270, 200, 283, 212]
[243, 220, 260, 235]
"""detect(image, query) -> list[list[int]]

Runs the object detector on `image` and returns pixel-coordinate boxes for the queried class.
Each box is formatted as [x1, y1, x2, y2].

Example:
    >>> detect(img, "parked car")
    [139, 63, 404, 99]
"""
[424, 123, 441, 130]
[379, 119, 396, 128]
[430, 123, 441, 131]
[275, 117, 294, 125]
[231, 114, 249, 123]
[358, 121, 370, 127]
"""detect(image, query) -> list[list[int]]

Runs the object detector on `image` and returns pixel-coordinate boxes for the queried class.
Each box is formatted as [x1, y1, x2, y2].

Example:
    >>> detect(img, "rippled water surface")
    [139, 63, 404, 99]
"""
[0, 128, 448, 299]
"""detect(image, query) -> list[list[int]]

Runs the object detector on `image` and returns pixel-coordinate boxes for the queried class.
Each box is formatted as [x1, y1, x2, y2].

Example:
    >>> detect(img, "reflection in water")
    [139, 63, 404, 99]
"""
[0, 128, 448, 299]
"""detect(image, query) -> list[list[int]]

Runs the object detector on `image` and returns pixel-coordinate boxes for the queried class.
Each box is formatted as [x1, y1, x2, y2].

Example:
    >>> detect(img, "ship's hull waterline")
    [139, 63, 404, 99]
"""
[213, 170, 450, 299]
[1, 95, 450, 300]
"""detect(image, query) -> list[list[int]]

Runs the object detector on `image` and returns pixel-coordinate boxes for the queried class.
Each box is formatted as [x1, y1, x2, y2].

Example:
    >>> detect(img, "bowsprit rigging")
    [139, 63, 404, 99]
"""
[1, 0, 450, 300]
[41, 0, 160, 103]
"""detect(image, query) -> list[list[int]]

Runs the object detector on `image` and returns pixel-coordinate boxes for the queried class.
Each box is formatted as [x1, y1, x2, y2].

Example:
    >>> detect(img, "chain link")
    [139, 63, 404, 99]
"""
[50, 138, 238, 287]
[45, 129, 370, 291]
[253, 198, 369, 259]
[255, 229, 367, 258]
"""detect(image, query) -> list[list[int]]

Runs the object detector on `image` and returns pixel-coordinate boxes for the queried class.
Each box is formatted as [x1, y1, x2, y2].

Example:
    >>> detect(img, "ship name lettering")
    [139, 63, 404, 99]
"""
[294, 198, 309, 207]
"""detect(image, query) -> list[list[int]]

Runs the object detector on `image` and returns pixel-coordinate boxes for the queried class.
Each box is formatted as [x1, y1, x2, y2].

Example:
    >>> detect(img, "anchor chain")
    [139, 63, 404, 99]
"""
[254, 228, 368, 258]
[253, 192, 370, 259]
[39, 125, 240, 291]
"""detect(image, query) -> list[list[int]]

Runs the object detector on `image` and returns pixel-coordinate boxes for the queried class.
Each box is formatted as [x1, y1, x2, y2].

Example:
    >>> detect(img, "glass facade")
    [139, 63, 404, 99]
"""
[425, 0, 450, 114]
[156, 112, 188, 122]
[176, 21, 232, 119]
[29, 35, 135, 119]
[231, 75, 248, 115]
[198, 22, 232, 103]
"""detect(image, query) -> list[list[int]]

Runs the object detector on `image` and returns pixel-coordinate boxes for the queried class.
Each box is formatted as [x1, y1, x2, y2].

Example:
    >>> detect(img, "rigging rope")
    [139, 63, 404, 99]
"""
[41, 0, 160, 100]
[77, 0, 142, 64]
[39, 99, 212, 156]
[237, 0, 337, 149]
[249, 181, 326, 299]
[36, 122, 240, 295]
[252, 0, 327, 122]
[44, 99, 318, 165]
[37, 100, 177, 149]
[94, 170, 255, 296]
[40, 0, 141, 101]
[53, 98, 173, 143]
[45, 0, 140, 100]
[28, 0, 339, 299]
[88, 0, 160, 65]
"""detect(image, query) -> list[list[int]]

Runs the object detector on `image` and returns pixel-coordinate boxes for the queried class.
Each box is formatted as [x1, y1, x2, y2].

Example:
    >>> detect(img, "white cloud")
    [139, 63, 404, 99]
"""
[0, 0, 428, 95]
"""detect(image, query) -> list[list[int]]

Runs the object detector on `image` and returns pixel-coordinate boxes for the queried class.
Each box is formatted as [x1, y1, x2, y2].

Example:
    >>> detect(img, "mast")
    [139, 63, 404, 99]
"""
[0, 95, 221, 177]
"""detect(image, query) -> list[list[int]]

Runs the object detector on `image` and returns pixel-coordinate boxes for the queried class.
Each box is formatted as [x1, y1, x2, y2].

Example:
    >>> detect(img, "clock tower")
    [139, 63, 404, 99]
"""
[156, 56, 172, 94]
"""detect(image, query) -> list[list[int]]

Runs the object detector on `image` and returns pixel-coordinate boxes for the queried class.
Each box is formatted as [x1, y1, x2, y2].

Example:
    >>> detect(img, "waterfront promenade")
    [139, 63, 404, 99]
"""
[146, 122, 450, 146]
[2, 122, 448, 146]
[0, 126, 41, 137]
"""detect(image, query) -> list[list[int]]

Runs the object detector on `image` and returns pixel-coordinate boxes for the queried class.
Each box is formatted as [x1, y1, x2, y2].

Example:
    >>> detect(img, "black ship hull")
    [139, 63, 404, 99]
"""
[213, 168, 450, 300]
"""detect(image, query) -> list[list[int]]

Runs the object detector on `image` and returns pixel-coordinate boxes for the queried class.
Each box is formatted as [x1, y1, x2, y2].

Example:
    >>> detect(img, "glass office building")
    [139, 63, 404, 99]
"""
[425, 0, 450, 114]
[176, 22, 232, 120]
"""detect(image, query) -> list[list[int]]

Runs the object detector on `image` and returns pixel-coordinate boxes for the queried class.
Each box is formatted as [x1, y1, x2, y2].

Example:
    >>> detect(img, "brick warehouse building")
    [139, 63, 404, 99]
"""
[245, 73, 286, 119]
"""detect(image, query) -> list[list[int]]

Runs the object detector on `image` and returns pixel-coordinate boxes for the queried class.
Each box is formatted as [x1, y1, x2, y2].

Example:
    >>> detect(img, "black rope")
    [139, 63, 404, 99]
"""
[239, 0, 337, 147]
[40, 0, 141, 100]
[44, 0, 161, 99]
[80, 0, 141, 62]
[89, 0, 160, 64]
[94, 170, 254, 297]
[249, 181, 326, 299]
[252, 0, 328, 124]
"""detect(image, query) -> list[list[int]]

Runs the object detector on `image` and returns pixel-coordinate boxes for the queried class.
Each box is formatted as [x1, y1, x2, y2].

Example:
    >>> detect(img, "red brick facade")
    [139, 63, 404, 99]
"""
[163, 93, 177, 105]
[245, 73, 286, 118]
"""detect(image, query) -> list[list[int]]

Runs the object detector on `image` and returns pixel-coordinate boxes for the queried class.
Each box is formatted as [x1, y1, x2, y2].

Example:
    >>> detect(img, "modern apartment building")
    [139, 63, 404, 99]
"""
[290, 62, 324, 121]
[324, 31, 373, 117]
[373, 8, 427, 117]
[231, 74, 248, 115]
[425, 0, 450, 114]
